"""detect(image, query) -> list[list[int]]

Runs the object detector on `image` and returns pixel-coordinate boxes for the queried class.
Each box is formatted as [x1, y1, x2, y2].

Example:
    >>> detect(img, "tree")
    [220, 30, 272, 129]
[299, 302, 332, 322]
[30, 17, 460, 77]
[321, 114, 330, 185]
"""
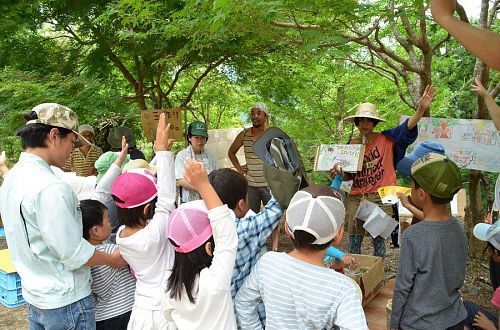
[465, 0, 499, 260]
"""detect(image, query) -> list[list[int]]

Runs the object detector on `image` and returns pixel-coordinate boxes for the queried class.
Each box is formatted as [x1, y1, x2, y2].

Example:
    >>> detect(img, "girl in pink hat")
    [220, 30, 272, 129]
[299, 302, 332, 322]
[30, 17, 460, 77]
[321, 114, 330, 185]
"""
[111, 114, 177, 329]
[164, 159, 238, 329]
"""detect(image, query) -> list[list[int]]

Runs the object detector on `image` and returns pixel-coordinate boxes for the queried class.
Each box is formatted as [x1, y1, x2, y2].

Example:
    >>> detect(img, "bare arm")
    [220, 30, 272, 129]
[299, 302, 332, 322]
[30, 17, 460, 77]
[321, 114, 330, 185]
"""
[431, 0, 500, 70]
[471, 76, 500, 131]
[397, 193, 424, 221]
[227, 131, 247, 175]
[0, 151, 8, 177]
[407, 85, 435, 130]
[85, 248, 127, 268]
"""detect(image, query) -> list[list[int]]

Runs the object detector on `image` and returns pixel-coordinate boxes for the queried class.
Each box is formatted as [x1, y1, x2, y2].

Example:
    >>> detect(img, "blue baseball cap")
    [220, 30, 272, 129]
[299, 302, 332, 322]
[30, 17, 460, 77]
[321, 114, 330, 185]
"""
[397, 140, 445, 176]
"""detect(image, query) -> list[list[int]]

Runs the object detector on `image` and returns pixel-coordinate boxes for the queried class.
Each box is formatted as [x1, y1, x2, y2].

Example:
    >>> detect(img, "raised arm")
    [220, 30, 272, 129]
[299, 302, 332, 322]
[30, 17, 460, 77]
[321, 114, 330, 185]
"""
[431, 0, 500, 71]
[471, 76, 500, 131]
[92, 136, 128, 203]
[228, 131, 247, 175]
[407, 85, 435, 130]
[183, 159, 238, 287]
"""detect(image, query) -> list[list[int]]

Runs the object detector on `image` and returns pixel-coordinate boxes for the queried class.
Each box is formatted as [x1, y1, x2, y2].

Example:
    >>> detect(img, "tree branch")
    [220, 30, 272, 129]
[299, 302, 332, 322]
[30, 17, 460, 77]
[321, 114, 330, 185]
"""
[179, 57, 227, 108]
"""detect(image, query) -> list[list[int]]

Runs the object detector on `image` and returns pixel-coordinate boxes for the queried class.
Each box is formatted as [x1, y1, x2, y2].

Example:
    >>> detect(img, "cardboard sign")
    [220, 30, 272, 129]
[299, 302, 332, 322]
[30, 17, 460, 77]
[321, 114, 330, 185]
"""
[141, 108, 183, 142]
[314, 144, 365, 172]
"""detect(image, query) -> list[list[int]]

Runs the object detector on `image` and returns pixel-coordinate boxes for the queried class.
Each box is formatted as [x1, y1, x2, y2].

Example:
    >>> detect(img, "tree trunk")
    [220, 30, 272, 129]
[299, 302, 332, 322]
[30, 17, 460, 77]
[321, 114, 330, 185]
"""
[465, 0, 492, 260]
[465, 170, 486, 259]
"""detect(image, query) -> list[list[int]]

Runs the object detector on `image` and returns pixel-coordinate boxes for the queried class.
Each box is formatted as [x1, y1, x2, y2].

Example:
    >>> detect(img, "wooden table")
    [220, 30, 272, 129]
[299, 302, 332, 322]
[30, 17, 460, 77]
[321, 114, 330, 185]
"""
[364, 278, 395, 330]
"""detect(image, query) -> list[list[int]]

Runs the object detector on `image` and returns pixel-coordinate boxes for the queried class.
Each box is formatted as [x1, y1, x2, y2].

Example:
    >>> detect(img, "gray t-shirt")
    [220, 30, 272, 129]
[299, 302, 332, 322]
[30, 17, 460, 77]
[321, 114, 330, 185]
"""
[391, 217, 467, 329]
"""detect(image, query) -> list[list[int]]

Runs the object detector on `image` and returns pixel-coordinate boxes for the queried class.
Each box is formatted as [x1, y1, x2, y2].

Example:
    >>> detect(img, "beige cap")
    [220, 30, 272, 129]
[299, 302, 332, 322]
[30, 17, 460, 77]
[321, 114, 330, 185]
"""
[26, 103, 90, 147]
[122, 159, 157, 175]
[344, 103, 385, 123]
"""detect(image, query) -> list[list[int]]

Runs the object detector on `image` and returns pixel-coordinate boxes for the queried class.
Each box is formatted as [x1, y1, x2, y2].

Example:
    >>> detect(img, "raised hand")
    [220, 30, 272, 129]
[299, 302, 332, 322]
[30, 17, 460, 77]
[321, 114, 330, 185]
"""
[183, 159, 209, 191]
[154, 113, 174, 152]
[430, 0, 456, 23]
[471, 76, 488, 98]
[115, 135, 129, 167]
[418, 85, 436, 110]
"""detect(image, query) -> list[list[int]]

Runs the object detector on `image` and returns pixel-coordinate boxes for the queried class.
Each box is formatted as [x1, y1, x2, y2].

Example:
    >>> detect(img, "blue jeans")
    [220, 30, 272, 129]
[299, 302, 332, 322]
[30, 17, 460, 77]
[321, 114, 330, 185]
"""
[463, 300, 498, 329]
[28, 295, 96, 330]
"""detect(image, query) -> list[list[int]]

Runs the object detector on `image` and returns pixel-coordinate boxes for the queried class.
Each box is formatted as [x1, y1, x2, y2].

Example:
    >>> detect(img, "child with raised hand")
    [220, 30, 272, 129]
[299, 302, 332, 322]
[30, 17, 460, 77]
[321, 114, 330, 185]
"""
[164, 159, 238, 329]
[81, 199, 136, 329]
[112, 113, 176, 329]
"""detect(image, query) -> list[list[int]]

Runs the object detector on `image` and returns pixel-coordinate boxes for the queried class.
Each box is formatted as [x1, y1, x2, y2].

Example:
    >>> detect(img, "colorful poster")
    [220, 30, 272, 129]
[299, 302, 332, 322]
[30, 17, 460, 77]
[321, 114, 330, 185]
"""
[400, 116, 500, 173]
[314, 144, 365, 172]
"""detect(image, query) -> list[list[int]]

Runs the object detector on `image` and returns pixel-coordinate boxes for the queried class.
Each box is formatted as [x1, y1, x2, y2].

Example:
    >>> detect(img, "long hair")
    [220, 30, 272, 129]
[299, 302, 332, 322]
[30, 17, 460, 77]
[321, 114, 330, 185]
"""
[167, 236, 215, 304]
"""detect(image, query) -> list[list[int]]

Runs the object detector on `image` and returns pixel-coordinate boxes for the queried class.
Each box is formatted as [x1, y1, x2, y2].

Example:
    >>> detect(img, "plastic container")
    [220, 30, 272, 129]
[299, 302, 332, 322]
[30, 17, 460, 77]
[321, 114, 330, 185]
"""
[0, 270, 26, 308]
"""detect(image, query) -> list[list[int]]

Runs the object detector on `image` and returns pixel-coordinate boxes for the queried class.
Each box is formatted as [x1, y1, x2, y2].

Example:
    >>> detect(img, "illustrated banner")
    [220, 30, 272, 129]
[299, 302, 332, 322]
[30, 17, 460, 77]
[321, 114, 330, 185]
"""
[400, 116, 500, 173]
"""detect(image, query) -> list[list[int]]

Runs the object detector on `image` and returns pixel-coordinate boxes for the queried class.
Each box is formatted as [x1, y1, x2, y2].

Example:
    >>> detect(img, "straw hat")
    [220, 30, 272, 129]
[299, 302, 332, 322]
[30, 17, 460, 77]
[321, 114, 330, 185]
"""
[344, 103, 386, 123]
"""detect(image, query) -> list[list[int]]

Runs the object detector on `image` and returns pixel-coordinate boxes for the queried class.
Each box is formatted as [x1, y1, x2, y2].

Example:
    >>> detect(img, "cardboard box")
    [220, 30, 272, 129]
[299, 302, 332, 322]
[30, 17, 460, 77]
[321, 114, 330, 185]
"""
[331, 254, 385, 306]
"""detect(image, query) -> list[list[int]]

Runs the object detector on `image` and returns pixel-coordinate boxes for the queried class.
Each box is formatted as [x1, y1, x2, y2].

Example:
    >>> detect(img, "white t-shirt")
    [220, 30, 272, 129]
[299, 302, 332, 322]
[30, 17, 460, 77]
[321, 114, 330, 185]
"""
[116, 151, 176, 311]
[164, 205, 238, 330]
[235, 252, 368, 330]
[174, 146, 216, 203]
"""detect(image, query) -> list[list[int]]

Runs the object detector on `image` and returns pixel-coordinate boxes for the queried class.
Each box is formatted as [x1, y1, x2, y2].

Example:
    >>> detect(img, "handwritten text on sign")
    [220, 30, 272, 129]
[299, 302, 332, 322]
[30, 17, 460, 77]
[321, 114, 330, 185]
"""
[314, 144, 365, 172]
[141, 108, 183, 142]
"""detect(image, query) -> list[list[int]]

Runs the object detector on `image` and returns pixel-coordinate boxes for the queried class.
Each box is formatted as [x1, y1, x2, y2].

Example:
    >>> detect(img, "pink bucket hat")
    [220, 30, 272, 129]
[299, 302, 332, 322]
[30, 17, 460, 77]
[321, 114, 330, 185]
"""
[167, 207, 213, 253]
[111, 168, 158, 208]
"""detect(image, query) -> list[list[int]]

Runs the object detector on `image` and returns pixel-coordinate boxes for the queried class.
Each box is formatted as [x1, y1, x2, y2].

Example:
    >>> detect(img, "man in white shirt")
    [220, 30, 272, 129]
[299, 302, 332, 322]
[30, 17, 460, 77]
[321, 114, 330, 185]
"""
[0, 103, 126, 329]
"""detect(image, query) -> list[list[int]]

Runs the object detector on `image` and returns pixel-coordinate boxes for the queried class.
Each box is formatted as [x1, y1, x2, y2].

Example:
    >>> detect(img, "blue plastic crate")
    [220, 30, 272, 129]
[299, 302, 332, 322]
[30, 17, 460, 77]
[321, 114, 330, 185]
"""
[0, 270, 21, 290]
[0, 285, 24, 308]
[0, 228, 4, 238]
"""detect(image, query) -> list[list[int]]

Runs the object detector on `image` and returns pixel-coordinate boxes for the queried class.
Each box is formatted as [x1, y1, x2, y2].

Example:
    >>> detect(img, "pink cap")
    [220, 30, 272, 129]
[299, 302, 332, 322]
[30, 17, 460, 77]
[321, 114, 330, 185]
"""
[167, 208, 213, 253]
[492, 287, 500, 309]
[111, 168, 158, 208]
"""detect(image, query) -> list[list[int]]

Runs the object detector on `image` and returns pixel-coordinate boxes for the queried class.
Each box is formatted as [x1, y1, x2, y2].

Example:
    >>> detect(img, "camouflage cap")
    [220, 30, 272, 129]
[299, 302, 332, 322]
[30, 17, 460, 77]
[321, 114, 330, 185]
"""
[26, 103, 90, 147]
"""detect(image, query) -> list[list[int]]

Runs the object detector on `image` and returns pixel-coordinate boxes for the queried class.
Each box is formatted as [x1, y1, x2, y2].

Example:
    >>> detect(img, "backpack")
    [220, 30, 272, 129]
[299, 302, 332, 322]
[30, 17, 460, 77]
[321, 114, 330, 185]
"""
[252, 127, 309, 208]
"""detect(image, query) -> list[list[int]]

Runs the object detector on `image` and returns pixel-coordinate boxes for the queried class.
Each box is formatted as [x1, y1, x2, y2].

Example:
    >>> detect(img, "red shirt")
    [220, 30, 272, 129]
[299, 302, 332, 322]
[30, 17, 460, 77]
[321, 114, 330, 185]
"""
[350, 133, 396, 195]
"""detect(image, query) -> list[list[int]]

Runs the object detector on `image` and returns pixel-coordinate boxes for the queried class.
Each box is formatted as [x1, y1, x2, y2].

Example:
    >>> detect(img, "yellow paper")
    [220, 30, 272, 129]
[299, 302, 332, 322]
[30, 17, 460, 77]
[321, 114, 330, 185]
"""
[0, 249, 17, 273]
[377, 186, 411, 204]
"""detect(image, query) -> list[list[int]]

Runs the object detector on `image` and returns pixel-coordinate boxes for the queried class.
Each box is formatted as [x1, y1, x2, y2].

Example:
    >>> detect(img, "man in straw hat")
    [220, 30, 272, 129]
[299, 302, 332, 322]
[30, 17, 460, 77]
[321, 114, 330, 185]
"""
[331, 85, 435, 257]
[0, 103, 127, 329]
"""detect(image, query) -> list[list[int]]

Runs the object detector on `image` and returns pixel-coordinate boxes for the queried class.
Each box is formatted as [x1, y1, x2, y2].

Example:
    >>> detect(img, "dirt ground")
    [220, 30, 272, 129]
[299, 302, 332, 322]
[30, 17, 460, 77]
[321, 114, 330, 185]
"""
[0, 217, 494, 329]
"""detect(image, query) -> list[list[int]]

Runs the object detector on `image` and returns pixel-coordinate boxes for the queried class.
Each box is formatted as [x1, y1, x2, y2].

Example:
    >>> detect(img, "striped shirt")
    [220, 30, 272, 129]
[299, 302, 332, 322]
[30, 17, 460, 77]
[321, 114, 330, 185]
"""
[64, 146, 103, 177]
[235, 252, 368, 330]
[91, 244, 136, 322]
[243, 128, 268, 187]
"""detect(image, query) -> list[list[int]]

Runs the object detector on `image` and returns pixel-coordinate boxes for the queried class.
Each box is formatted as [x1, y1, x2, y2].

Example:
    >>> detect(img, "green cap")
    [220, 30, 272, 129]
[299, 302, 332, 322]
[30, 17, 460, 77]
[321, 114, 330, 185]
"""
[188, 120, 208, 138]
[95, 151, 130, 183]
[411, 152, 461, 199]
[26, 103, 90, 147]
